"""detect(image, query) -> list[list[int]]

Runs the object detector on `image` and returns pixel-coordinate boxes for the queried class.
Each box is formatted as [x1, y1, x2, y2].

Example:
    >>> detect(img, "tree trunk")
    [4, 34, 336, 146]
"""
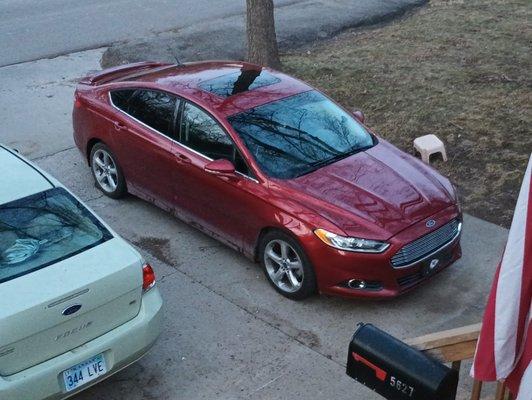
[246, 0, 281, 69]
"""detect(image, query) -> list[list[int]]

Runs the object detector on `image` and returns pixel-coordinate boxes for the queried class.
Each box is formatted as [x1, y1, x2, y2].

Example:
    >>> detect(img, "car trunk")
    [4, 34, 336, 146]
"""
[0, 238, 142, 376]
[78, 61, 171, 86]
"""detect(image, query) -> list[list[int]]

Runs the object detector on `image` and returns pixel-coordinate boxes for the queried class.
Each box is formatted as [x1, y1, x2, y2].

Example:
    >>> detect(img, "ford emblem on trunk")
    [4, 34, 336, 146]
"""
[62, 304, 82, 316]
[426, 219, 436, 228]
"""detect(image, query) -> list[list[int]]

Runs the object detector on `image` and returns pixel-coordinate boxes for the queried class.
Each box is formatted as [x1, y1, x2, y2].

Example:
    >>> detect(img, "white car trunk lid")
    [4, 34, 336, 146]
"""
[0, 238, 142, 376]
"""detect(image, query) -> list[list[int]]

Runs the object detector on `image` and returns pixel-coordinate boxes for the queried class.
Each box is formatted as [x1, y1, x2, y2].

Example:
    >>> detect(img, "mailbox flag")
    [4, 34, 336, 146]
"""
[471, 154, 532, 399]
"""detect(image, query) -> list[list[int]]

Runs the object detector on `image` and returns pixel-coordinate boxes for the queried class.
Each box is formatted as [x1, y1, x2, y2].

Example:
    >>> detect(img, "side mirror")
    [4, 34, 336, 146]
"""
[204, 159, 236, 176]
[352, 109, 365, 124]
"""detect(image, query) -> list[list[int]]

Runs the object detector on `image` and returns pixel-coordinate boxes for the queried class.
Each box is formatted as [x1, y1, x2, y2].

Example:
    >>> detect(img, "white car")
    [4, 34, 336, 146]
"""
[0, 145, 163, 399]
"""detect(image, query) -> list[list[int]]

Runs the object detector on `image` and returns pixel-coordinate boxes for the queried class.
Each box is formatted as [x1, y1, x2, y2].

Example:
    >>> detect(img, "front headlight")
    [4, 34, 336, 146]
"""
[314, 229, 390, 253]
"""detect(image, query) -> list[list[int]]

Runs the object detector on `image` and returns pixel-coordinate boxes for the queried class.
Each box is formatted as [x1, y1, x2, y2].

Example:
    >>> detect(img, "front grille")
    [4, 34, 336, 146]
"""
[391, 219, 461, 268]
[397, 245, 455, 290]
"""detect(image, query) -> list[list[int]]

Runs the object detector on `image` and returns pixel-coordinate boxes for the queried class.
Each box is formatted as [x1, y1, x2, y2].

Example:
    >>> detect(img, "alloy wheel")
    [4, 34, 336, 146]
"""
[92, 149, 118, 193]
[264, 239, 304, 293]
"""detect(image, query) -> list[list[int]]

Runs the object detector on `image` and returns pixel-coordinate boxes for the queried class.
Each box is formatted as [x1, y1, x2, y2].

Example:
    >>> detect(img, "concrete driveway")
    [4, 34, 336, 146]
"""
[0, 49, 509, 399]
[35, 148, 507, 400]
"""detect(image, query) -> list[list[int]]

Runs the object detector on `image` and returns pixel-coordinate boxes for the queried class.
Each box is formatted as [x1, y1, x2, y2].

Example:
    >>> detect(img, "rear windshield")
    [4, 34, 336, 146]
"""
[0, 187, 112, 284]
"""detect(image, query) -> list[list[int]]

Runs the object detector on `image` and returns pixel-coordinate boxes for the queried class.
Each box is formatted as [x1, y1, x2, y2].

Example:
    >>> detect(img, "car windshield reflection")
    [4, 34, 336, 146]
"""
[228, 90, 375, 179]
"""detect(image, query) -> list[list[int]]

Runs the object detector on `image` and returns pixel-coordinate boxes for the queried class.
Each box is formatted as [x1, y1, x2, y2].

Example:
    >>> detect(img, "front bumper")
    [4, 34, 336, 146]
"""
[0, 287, 163, 400]
[307, 208, 462, 299]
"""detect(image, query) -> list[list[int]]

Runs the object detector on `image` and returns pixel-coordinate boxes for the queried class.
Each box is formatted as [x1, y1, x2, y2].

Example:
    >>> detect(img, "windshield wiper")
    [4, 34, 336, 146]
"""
[299, 144, 374, 176]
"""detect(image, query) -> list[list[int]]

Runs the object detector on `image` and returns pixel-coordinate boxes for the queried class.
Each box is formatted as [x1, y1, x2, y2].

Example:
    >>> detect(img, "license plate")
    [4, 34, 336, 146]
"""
[62, 353, 107, 392]
[421, 248, 453, 276]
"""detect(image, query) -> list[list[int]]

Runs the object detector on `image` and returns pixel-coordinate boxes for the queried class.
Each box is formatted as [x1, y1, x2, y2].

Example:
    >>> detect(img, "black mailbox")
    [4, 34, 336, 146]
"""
[346, 323, 458, 400]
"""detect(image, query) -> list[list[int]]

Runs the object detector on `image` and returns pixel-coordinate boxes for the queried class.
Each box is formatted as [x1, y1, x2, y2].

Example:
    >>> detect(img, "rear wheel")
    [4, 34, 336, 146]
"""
[259, 230, 317, 300]
[90, 143, 126, 199]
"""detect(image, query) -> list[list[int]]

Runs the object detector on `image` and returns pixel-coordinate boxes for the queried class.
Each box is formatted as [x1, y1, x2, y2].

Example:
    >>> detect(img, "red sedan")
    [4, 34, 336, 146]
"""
[73, 61, 462, 300]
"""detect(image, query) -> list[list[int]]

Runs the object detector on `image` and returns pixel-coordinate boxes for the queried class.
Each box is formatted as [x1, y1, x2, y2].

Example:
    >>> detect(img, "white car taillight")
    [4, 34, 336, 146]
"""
[142, 263, 156, 292]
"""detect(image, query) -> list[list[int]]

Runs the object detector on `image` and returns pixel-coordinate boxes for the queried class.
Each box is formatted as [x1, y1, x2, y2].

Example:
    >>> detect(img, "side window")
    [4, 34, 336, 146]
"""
[180, 102, 234, 160]
[110, 89, 135, 112]
[111, 89, 178, 138]
[180, 102, 252, 176]
[234, 152, 251, 176]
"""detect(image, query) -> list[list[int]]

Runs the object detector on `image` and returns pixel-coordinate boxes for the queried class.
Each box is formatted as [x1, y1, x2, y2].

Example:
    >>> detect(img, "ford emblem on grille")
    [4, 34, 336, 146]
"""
[425, 219, 436, 228]
[62, 304, 82, 316]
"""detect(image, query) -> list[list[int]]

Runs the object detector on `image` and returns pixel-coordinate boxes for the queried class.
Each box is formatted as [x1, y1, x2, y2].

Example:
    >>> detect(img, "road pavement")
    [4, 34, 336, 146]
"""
[0, 0, 427, 67]
[0, 0, 243, 66]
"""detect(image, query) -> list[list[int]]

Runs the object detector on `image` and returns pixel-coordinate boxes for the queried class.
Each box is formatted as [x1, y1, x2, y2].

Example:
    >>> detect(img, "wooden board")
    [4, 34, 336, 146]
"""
[405, 323, 481, 363]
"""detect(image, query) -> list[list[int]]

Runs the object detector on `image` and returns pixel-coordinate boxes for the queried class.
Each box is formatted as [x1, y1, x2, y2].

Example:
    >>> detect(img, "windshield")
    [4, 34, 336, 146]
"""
[0, 187, 112, 284]
[228, 90, 375, 179]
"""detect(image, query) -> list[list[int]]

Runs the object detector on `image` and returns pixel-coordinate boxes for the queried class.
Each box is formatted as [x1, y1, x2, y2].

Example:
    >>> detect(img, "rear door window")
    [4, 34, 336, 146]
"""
[110, 89, 135, 113]
[111, 89, 178, 138]
[0, 188, 112, 284]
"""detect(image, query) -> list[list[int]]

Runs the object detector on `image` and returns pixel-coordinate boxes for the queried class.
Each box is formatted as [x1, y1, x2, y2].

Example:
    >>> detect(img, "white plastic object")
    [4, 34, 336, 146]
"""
[413, 134, 448, 163]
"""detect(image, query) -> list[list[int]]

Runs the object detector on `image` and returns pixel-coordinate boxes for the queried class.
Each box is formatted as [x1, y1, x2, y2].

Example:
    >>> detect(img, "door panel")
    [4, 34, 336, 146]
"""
[171, 142, 263, 252]
[108, 89, 179, 210]
[171, 102, 264, 250]
[114, 122, 177, 209]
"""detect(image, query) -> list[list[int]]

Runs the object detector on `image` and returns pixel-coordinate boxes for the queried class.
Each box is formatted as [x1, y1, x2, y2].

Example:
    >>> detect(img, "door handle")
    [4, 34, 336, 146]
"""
[113, 121, 126, 131]
[175, 153, 191, 164]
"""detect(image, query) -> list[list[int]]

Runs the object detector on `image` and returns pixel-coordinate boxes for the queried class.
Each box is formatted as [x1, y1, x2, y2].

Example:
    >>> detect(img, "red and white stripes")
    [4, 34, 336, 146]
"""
[472, 154, 531, 398]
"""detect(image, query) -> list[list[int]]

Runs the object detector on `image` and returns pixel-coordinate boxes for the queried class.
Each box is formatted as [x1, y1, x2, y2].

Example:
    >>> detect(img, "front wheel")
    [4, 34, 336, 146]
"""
[90, 143, 127, 199]
[259, 231, 317, 300]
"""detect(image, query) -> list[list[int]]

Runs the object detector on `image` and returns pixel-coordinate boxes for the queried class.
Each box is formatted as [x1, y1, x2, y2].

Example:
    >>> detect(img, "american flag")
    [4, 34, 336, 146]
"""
[471, 154, 532, 399]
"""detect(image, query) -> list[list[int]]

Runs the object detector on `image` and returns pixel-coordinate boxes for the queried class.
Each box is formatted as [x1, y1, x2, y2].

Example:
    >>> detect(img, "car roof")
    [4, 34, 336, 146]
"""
[0, 145, 54, 205]
[123, 61, 313, 117]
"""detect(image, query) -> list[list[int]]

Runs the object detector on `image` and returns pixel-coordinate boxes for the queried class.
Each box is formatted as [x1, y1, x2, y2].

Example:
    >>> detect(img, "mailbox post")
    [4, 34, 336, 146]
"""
[346, 323, 458, 400]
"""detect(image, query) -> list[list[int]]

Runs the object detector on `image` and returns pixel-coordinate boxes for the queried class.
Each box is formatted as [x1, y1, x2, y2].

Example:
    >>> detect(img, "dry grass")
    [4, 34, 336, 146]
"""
[283, 0, 531, 227]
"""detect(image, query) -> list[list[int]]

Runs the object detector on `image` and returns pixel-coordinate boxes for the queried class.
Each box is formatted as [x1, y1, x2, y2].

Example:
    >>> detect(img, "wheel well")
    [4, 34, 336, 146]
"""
[254, 226, 297, 262]
[86, 138, 102, 165]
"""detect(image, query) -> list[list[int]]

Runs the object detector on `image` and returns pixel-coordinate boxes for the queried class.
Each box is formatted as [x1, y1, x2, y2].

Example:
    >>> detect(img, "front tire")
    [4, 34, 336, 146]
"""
[90, 143, 127, 199]
[259, 230, 317, 300]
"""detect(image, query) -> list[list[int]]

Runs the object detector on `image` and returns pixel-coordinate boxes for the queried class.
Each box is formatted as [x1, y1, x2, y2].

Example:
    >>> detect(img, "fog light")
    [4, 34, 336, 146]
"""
[348, 279, 367, 289]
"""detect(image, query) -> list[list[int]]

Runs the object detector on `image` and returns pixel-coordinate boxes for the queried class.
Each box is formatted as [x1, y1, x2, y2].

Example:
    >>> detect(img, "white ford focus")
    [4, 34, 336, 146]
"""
[0, 145, 163, 400]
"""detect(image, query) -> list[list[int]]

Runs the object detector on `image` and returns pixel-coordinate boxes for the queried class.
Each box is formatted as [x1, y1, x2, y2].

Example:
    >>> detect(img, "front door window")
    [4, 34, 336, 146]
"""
[179, 102, 252, 177]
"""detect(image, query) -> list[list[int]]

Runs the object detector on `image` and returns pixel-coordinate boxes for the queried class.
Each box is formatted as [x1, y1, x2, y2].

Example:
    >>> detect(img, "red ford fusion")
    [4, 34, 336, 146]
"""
[73, 61, 462, 300]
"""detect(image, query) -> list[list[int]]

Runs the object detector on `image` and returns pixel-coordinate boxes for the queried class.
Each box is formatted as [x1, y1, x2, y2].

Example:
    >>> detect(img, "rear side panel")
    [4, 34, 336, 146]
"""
[72, 85, 110, 162]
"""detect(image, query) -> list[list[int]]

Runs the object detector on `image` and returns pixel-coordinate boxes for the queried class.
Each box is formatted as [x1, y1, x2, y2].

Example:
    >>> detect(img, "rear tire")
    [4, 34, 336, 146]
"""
[258, 230, 317, 300]
[90, 143, 127, 199]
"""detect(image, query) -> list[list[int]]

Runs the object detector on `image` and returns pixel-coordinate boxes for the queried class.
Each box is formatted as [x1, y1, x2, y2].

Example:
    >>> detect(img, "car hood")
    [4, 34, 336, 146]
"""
[283, 141, 456, 240]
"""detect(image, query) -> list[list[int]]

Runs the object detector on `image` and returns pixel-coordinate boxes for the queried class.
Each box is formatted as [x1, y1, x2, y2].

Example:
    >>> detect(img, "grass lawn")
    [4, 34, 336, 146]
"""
[283, 0, 531, 227]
